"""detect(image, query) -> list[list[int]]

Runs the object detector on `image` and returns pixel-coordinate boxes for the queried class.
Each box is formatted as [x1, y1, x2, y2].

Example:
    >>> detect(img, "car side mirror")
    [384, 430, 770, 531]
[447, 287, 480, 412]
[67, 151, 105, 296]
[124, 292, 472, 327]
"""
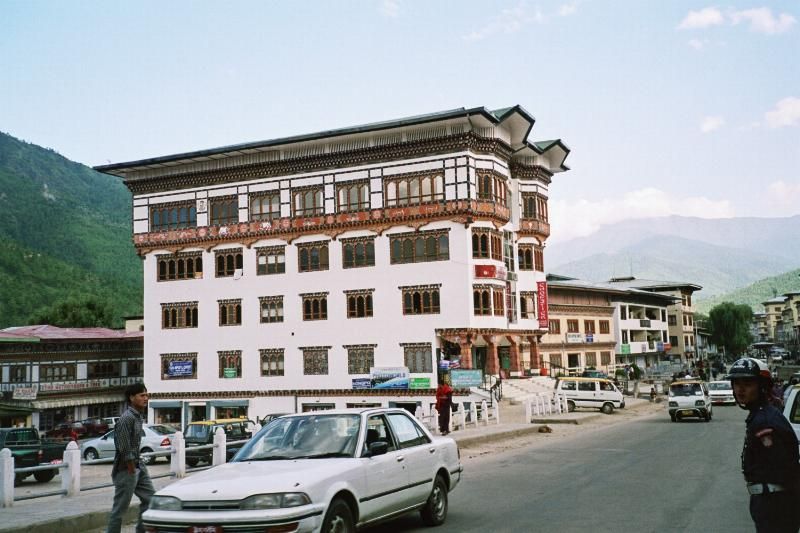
[101, 435, 108, 440]
[366, 441, 389, 457]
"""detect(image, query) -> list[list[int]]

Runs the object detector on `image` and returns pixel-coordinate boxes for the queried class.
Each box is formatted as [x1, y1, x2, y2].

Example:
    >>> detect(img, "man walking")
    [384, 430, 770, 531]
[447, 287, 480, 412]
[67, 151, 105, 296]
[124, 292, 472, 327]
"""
[107, 383, 154, 533]
[730, 357, 800, 533]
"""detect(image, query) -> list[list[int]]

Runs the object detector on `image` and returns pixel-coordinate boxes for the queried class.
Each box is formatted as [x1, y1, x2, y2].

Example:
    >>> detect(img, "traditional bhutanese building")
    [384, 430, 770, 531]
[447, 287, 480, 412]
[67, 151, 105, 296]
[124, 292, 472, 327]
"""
[95, 106, 569, 424]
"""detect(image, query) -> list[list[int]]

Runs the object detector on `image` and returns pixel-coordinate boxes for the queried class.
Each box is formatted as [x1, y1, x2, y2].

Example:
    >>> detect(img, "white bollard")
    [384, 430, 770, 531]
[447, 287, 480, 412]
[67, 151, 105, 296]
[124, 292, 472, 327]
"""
[430, 406, 439, 433]
[453, 403, 463, 431]
[525, 399, 532, 422]
[61, 440, 80, 497]
[212, 427, 226, 466]
[414, 405, 423, 422]
[171, 431, 186, 479]
[470, 403, 478, 428]
[494, 401, 500, 424]
[0, 448, 13, 508]
[480, 401, 489, 426]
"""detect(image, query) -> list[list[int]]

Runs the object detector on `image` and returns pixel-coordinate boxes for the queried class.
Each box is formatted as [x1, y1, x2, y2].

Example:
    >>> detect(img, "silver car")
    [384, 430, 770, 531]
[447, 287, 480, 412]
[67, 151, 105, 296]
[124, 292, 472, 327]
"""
[80, 424, 175, 464]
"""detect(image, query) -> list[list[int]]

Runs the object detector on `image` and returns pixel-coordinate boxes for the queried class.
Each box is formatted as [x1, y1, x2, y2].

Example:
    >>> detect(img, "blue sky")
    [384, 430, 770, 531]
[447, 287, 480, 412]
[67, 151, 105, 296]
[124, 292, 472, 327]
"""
[1, 1, 798, 242]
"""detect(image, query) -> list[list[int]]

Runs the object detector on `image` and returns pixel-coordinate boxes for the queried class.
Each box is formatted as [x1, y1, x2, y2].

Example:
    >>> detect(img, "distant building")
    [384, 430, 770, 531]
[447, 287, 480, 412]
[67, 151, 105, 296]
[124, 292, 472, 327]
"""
[762, 296, 788, 344]
[0, 324, 143, 430]
[607, 277, 701, 365]
[781, 292, 800, 354]
[753, 312, 769, 342]
[95, 106, 570, 424]
[542, 275, 674, 373]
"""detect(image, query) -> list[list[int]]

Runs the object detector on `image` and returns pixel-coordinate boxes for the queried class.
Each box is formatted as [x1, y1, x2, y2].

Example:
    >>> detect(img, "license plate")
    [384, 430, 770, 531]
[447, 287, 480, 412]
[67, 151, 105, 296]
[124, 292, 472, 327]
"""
[188, 527, 223, 533]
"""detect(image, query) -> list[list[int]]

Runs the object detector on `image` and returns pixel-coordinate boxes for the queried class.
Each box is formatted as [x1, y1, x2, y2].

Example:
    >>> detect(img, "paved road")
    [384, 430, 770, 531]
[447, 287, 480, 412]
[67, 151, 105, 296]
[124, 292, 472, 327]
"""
[89, 404, 753, 533]
[371, 404, 751, 533]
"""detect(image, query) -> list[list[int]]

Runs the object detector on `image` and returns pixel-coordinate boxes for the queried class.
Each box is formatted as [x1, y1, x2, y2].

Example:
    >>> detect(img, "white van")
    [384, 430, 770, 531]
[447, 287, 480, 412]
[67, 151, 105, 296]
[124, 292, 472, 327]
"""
[667, 380, 712, 422]
[554, 377, 625, 414]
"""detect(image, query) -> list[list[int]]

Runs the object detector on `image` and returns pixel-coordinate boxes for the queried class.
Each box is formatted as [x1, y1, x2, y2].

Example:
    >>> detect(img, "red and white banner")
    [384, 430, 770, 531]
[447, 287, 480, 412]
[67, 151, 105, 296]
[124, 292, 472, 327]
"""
[537, 281, 549, 328]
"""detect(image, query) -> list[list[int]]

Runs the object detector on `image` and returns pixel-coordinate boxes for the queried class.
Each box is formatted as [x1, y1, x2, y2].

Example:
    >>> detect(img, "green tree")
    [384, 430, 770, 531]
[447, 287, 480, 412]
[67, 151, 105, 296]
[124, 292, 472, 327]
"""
[708, 302, 753, 357]
[27, 295, 115, 328]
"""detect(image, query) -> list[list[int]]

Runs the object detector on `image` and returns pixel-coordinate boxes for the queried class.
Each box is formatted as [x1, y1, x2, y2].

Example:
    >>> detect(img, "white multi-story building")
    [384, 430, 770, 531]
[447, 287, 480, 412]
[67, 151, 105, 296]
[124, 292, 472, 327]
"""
[96, 106, 569, 425]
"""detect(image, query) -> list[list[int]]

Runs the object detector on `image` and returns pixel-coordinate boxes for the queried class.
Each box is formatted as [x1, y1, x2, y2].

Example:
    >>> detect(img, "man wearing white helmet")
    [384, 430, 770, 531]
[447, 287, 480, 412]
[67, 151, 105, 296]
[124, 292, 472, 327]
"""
[730, 357, 800, 533]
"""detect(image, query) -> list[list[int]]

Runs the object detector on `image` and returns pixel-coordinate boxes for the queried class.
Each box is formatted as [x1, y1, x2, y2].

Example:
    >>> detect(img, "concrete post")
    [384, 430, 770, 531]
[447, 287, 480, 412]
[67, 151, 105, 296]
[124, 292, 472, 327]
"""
[470, 402, 478, 427]
[494, 400, 500, 424]
[525, 399, 532, 422]
[0, 448, 14, 507]
[480, 401, 489, 426]
[61, 440, 80, 497]
[430, 406, 439, 433]
[212, 427, 226, 466]
[171, 431, 186, 478]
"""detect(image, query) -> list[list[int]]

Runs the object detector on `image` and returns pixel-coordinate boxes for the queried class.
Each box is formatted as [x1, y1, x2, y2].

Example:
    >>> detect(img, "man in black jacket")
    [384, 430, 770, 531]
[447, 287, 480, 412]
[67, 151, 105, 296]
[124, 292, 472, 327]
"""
[107, 382, 154, 533]
[731, 357, 800, 533]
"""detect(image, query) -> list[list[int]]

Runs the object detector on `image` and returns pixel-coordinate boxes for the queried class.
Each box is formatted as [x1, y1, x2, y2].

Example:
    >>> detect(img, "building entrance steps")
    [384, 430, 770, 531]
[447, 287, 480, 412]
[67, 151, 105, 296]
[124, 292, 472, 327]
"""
[502, 376, 558, 404]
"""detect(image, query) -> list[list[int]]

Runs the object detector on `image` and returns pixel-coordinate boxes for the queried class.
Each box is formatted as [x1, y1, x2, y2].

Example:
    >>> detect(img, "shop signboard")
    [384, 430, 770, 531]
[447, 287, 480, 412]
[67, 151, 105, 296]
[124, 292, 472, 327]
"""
[168, 360, 194, 377]
[370, 367, 410, 389]
[621, 344, 631, 355]
[566, 332, 583, 343]
[450, 369, 483, 388]
[351, 378, 371, 390]
[223, 368, 237, 379]
[537, 281, 549, 328]
[409, 376, 431, 389]
[586, 334, 594, 343]
[12, 386, 37, 400]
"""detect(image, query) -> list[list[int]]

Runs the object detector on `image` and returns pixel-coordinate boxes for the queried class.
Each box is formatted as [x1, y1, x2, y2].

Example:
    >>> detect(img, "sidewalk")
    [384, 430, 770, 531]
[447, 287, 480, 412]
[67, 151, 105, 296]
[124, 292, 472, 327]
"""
[0, 398, 656, 533]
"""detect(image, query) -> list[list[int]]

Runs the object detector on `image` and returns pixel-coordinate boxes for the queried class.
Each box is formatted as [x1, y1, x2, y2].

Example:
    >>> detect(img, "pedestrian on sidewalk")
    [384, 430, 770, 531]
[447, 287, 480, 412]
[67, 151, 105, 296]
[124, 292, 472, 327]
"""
[107, 383, 154, 533]
[730, 357, 800, 533]
[436, 377, 453, 435]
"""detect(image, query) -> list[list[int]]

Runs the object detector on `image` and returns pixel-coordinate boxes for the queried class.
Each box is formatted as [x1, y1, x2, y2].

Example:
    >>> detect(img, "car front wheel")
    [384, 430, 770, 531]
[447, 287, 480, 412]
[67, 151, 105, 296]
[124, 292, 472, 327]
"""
[420, 475, 448, 526]
[322, 498, 354, 533]
[83, 448, 99, 461]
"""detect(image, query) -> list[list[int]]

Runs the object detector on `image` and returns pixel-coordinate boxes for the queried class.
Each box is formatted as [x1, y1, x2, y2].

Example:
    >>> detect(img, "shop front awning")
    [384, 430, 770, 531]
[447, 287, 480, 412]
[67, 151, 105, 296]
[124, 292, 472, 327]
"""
[31, 394, 124, 410]
[0, 402, 36, 416]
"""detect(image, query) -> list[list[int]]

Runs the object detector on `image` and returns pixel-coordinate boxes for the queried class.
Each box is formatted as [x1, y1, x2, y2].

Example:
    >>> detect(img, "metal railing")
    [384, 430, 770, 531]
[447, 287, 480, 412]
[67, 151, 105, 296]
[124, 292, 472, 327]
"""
[0, 427, 253, 508]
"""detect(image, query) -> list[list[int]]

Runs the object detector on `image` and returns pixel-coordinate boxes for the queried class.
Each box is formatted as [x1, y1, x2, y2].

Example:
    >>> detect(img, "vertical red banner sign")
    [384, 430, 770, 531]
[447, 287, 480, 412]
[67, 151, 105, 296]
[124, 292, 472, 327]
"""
[537, 281, 549, 328]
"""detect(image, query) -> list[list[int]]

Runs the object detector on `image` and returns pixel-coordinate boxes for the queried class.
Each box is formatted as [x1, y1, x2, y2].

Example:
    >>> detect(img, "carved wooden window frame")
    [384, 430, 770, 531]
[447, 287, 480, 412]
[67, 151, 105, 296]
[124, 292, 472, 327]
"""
[389, 230, 449, 264]
[567, 319, 579, 333]
[473, 286, 492, 316]
[401, 284, 441, 315]
[260, 348, 285, 376]
[218, 350, 242, 379]
[345, 344, 376, 374]
[161, 302, 199, 329]
[401, 343, 433, 373]
[471, 228, 503, 261]
[342, 237, 375, 269]
[39, 364, 76, 383]
[157, 252, 203, 282]
[250, 192, 281, 222]
[336, 181, 370, 212]
[521, 192, 549, 222]
[520, 291, 536, 319]
[384, 173, 444, 207]
[256, 245, 286, 275]
[150, 201, 197, 232]
[301, 346, 330, 375]
[345, 289, 374, 318]
[301, 292, 328, 321]
[292, 186, 324, 217]
[549, 319, 561, 333]
[297, 241, 329, 272]
[219, 299, 242, 327]
[518, 245, 534, 271]
[259, 296, 284, 324]
[210, 196, 239, 226]
[215, 248, 243, 277]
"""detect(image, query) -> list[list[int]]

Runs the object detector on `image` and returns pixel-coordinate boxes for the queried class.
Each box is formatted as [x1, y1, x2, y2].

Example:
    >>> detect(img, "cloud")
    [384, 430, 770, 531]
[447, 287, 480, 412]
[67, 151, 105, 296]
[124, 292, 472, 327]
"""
[380, 0, 399, 18]
[678, 6, 795, 35]
[700, 115, 725, 133]
[548, 188, 735, 242]
[765, 97, 800, 128]
[687, 38, 710, 49]
[765, 181, 800, 215]
[558, 2, 578, 17]
[678, 7, 724, 29]
[463, 2, 544, 41]
[729, 8, 796, 34]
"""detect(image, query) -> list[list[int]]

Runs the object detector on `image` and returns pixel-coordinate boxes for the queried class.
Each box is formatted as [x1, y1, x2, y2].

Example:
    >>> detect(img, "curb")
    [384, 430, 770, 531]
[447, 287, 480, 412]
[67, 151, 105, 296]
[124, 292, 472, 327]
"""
[454, 426, 544, 448]
[0, 504, 138, 533]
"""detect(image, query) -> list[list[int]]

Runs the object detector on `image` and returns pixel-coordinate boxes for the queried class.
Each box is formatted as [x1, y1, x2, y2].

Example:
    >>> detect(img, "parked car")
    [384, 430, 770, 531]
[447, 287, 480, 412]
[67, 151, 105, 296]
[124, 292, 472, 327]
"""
[102, 416, 120, 429]
[256, 412, 290, 426]
[782, 384, 800, 443]
[708, 380, 736, 405]
[183, 418, 254, 467]
[580, 369, 609, 379]
[554, 376, 625, 414]
[80, 417, 110, 437]
[45, 422, 88, 441]
[667, 379, 712, 422]
[144, 408, 462, 532]
[80, 424, 176, 465]
[0, 427, 68, 484]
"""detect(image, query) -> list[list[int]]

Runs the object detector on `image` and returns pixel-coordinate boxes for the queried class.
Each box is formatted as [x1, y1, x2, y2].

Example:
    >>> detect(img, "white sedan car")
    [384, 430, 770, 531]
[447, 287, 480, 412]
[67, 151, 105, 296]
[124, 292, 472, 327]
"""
[708, 380, 735, 405]
[144, 408, 462, 533]
[80, 424, 175, 464]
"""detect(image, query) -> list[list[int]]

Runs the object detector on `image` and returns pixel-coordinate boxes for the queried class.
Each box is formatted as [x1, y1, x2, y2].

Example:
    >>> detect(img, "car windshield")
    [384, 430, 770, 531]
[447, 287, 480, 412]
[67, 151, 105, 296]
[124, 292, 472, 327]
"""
[184, 425, 210, 440]
[708, 382, 732, 391]
[234, 414, 361, 461]
[671, 383, 703, 396]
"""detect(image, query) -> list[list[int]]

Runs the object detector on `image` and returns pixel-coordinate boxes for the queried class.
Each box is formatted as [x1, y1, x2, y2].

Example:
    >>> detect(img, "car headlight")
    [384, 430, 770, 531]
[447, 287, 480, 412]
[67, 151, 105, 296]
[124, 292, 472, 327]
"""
[695, 400, 705, 407]
[240, 493, 311, 510]
[149, 495, 182, 511]
[669, 401, 678, 407]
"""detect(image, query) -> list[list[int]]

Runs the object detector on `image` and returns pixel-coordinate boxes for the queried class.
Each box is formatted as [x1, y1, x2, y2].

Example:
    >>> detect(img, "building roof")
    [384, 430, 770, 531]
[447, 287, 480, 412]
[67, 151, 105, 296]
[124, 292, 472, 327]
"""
[546, 276, 679, 304]
[94, 105, 570, 176]
[0, 325, 143, 341]
[606, 276, 702, 292]
[763, 296, 787, 305]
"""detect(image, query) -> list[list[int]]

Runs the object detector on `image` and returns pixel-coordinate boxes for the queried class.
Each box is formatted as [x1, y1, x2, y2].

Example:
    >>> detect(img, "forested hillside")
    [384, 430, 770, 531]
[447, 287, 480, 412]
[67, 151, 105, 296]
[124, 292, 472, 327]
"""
[0, 131, 141, 327]
[696, 268, 800, 314]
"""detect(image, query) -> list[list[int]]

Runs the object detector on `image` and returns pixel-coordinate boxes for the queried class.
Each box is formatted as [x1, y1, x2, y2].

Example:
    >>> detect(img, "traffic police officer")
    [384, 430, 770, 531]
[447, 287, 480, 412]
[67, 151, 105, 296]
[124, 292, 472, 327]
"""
[730, 357, 800, 533]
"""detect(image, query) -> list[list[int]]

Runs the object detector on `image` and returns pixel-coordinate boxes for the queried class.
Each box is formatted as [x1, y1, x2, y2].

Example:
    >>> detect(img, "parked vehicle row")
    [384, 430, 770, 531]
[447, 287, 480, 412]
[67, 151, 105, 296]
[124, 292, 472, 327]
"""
[80, 424, 176, 464]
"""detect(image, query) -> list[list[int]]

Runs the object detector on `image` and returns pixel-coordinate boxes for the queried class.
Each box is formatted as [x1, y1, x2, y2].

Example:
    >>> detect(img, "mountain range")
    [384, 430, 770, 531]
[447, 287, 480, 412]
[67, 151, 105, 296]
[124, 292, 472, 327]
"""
[547, 215, 800, 312]
[0, 131, 141, 328]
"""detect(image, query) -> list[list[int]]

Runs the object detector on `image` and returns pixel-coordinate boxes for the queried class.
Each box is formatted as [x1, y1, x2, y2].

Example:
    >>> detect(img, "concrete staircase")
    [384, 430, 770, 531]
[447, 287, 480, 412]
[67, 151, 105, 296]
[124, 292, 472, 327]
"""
[502, 376, 557, 405]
